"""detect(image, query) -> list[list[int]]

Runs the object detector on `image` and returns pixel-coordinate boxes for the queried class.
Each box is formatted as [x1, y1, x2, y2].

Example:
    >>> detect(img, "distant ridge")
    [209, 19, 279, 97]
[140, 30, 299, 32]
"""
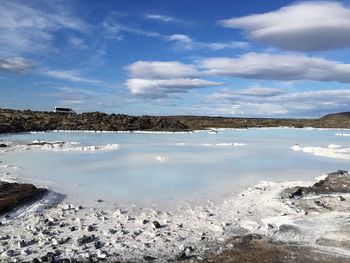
[321, 112, 350, 120]
[1, 108, 350, 134]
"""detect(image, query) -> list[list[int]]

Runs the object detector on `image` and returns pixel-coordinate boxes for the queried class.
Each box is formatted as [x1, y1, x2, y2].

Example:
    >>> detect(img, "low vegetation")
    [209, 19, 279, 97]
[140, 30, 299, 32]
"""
[1, 108, 350, 134]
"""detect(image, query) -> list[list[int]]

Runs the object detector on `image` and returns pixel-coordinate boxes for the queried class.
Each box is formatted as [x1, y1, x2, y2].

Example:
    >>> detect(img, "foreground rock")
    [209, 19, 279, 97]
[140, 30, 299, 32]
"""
[285, 169, 350, 197]
[188, 170, 350, 263]
[0, 181, 48, 215]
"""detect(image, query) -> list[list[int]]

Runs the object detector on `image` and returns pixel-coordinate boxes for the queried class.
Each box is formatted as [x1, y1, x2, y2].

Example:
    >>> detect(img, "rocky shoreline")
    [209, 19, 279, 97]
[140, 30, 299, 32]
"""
[1, 170, 350, 262]
[1, 108, 350, 134]
[194, 170, 350, 263]
[0, 181, 48, 215]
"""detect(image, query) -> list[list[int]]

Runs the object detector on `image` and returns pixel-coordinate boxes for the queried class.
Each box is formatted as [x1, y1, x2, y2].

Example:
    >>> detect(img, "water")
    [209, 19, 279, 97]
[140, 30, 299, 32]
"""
[1, 128, 350, 207]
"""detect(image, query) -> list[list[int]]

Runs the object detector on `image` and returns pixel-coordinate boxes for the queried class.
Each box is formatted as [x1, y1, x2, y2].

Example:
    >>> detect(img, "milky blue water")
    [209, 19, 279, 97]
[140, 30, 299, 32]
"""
[1, 128, 350, 207]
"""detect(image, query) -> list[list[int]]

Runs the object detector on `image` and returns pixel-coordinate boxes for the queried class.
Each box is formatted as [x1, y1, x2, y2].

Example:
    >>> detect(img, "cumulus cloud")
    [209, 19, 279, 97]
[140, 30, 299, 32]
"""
[127, 61, 200, 79]
[207, 88, 350, 117]
[0, 57, 32, 73]
[0, 1, 87, 56]
[127, 78, 222, 97]
[219, 1, 350, 51]
[126, 61, 223, 97]
[199, 53, 350, 83]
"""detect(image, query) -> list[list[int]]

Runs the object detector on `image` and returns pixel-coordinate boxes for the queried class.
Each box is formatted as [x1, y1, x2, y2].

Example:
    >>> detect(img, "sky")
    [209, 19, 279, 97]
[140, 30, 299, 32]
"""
[1, 0, 350, 118]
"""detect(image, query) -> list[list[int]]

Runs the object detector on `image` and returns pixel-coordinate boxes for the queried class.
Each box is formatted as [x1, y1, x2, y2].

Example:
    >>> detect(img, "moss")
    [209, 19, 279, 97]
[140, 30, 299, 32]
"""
[0, 108, 350, 133]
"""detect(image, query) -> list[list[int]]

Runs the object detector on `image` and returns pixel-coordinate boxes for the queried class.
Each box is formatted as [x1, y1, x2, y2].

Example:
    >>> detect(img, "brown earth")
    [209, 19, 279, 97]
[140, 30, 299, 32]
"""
[187, 234, 350, 263]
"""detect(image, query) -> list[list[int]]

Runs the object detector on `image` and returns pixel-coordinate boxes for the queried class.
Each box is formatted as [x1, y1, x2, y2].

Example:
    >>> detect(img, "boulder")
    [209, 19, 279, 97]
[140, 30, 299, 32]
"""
[0, 181, 48, 215]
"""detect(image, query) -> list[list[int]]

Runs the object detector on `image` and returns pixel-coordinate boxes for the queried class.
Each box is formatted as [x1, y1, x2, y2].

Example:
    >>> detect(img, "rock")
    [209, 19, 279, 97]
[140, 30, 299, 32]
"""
[143, 255, 157, 261]
[2, 249, 15, 257]
[278, 224, 301, 233]
[86, 224, 95, 231]
[152, 221, 162, 229]
[314, 200, 331, 209]
[75, 205, 83, 211]
[338, 196, 346, 201]
[0, 181, 48, 215]
[31, 258, 40, 263]
[94, 240, 104, 249]
[288, 187, 303, 198]
[18, 239, 26, 248]
[176, 251, 188, 261]
[52, 238, 59, 246]
[184, 246, 194, 254]
[58, 259, 71, 263]
[77, 235, 95, 246]
[21, 248, 31, 256]
[41, 252, 55, 262]
[97, 249, 107, 259]
[0, 143, 8, 147]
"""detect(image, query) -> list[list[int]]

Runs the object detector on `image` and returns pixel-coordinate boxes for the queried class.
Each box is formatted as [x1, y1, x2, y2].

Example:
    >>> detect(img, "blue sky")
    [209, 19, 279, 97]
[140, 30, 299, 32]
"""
[1, 0, 350, 117]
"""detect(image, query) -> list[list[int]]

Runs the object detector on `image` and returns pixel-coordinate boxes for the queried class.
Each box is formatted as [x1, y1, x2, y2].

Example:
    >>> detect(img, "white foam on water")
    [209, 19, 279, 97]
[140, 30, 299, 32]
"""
[216, 143, 246, 147]
[154, 155, 168, 161]
[335, 133, 350, 137]
[328, 144, 342, 149]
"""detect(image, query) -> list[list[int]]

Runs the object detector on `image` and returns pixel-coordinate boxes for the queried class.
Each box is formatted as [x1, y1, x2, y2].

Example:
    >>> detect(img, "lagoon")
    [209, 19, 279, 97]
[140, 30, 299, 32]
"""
[1, 128, 350, 207]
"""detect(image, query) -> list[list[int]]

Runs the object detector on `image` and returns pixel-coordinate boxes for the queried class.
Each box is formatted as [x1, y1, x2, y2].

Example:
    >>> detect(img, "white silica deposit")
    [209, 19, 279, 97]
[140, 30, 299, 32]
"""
[291, 144, 350, 160]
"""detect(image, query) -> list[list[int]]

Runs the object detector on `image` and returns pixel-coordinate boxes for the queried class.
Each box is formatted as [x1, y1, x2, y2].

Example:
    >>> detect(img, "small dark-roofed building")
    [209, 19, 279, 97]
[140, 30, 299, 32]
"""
[53, 107, 75, 113]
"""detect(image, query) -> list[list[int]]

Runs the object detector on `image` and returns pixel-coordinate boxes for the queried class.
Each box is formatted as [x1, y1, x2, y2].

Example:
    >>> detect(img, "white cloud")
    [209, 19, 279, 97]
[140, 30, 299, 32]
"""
[167, 34, 250, 51]
[68, 36, 88, 49]
[0, 57, 32, 73]
[103, 18, 161, 39]
[230, 86, 284, 97]
[127, 61, 200, 79]
[219, 1, 350, 51]
[104, 13, 248, 52]
[207, 88, 350, 117]
[201, 41, 250, 50]
[145, 14, 177, 23]
[199, 53, 350, 83]
[0, 1, 87, 56]
[127, 78, 222, 97]
[126, 61, 223, 98]
[44, 70, 101, 84]
[230, 103, 288, 116]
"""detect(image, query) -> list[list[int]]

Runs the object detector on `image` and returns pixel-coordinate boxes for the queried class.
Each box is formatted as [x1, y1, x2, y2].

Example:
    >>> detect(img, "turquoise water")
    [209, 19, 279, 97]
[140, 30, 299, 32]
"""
[1, 128, 350, 206]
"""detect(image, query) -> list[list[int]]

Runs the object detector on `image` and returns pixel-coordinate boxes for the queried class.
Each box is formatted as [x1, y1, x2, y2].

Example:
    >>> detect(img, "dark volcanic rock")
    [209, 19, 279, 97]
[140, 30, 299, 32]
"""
[1, 108, 350, 133]
[77, 235, 95, 246]
[0, 181, 48, 215]
[285, 170, 350, 198]
[0, 109, 190, 133]
[152, 221, 162, 229]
